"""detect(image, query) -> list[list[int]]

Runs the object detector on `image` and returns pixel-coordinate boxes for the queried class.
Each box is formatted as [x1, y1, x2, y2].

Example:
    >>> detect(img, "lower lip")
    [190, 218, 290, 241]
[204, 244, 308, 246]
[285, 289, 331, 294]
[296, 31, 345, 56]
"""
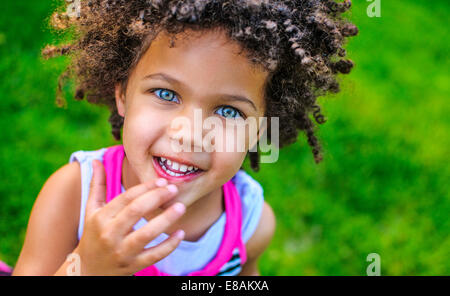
[152, 156, 203, 182]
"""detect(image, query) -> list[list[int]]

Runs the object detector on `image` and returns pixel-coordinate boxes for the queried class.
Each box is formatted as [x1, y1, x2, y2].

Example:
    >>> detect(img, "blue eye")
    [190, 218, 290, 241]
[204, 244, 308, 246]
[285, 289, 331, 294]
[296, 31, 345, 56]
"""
[216, 106, 243, 119]
[153, 88, 180, 103]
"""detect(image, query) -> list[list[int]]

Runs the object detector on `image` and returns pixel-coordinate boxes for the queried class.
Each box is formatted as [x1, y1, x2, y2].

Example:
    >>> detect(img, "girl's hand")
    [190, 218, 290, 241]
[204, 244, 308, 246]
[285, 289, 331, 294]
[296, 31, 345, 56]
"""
[72, 159, 185, 276]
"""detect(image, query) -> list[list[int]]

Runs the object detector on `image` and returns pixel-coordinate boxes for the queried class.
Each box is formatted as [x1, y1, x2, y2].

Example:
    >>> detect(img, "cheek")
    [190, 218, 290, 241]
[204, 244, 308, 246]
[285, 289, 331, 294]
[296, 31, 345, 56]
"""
[211, 122, 252, 178]
[205, 120, 253, 153]
[122, 105, 165, 154]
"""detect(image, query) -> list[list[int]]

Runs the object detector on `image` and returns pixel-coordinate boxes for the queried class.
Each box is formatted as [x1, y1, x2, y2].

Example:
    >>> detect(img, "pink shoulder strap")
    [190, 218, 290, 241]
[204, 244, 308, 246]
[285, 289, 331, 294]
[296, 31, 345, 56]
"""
[102, 145, 125, 203]
[188, 180, 247, 276]
[102, 145, 247, 276]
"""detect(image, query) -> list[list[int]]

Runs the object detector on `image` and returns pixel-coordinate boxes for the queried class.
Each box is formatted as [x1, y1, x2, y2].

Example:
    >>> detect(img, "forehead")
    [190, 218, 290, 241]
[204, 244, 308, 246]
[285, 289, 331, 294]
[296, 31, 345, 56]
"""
[131, 28, 269, 113]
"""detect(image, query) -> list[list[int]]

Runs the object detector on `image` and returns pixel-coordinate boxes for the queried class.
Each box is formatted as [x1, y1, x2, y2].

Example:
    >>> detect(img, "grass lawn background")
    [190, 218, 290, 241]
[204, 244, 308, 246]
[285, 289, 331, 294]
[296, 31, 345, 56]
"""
[0, 0, 448, 275]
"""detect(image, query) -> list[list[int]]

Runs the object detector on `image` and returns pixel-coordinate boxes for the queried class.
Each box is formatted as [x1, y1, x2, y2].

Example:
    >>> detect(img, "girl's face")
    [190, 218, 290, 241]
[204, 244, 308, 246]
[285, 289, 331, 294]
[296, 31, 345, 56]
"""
[115, 28, 269, 208]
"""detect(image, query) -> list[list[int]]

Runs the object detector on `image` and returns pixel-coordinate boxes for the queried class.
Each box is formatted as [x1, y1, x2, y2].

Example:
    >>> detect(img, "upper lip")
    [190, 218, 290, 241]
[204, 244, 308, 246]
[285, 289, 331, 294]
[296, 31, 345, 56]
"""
[155, 155, 204, 171]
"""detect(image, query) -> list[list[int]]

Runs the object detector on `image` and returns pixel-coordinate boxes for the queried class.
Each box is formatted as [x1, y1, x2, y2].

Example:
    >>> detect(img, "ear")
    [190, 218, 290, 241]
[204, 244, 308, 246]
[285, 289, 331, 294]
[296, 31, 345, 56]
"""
[115, 82, 126, 117]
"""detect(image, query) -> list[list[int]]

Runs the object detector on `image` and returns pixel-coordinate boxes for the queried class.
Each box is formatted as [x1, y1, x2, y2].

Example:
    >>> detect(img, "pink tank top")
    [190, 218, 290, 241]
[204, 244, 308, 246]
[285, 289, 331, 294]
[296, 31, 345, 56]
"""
[102, 145, 247, 276]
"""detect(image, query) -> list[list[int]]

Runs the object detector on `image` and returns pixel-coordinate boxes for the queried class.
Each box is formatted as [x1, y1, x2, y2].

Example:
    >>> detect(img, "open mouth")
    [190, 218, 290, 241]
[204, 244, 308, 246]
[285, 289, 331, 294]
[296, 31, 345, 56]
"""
[152, 156, 204, 181]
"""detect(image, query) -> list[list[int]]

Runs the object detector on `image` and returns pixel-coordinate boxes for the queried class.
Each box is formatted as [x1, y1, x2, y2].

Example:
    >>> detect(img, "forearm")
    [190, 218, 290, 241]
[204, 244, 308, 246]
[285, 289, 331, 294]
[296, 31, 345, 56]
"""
[54, 260, 73, 276]
[54, 251, 82, 276]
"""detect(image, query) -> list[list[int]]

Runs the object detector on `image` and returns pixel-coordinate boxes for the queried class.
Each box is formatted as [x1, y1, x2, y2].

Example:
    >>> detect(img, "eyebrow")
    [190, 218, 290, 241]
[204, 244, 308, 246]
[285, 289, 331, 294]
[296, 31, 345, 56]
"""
[143, 72, 258, 111]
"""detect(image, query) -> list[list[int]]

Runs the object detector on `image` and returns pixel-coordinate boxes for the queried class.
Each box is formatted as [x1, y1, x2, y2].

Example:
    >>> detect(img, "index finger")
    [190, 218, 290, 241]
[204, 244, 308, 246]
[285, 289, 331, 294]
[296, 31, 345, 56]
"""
[101, 177, 169, 218]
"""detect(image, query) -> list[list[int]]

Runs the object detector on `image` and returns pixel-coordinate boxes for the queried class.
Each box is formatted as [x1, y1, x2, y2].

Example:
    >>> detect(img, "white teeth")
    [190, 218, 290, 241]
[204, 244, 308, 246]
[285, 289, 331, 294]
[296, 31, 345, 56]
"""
[158, 156, 200, 177]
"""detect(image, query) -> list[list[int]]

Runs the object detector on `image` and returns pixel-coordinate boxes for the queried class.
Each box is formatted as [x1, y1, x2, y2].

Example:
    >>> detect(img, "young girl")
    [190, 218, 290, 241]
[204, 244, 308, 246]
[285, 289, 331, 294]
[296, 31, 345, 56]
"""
[11, 0, 357, 276]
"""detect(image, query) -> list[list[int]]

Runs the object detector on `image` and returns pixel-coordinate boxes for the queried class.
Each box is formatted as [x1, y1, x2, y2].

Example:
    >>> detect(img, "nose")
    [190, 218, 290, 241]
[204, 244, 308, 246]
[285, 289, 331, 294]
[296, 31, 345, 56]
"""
[166, 106, 206, 153]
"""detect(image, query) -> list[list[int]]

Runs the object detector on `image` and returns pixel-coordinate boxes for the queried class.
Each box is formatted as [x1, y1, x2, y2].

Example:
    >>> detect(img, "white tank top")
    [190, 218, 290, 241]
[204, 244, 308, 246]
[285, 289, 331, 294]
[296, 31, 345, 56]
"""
[69, 148, 264, 275]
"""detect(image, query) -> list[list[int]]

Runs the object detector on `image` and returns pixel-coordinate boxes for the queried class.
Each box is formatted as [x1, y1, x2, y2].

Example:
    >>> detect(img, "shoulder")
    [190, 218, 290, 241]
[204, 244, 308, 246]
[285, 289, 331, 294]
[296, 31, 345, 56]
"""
[232, 170, 273, 255]
[13, 161, 82, 275]
[238, 201, 275, 276]
[36, 161, 82, 213]
[233, 170, 265, 242]
[245, 201, 276, 261]
[45, 161, 82, 194]
[32, 161, 82, 221]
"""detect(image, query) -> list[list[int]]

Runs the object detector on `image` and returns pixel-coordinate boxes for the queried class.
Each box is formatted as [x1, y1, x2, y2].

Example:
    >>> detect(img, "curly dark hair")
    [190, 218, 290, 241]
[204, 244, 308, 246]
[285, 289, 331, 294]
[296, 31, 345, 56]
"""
[43, 0, 358, 171]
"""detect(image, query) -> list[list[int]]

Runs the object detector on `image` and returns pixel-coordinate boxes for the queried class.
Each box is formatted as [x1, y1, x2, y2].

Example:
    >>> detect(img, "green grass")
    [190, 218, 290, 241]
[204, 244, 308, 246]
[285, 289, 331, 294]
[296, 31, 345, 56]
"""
[0, 1, 448, 275]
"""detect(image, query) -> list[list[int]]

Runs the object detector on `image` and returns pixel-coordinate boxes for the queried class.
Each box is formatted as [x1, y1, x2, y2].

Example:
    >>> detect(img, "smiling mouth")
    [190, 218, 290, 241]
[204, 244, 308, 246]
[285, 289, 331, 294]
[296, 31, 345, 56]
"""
[152, 156, 204, 181]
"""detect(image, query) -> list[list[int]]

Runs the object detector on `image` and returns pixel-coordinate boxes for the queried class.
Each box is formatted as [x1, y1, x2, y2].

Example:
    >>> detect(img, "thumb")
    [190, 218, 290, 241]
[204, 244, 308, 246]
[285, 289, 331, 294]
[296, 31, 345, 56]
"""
[86, 159, 107, 215]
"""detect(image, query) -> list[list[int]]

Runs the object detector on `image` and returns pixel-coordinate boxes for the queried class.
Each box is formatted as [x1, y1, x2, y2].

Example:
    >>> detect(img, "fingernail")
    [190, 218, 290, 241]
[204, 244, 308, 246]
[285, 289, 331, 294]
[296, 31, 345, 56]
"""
[175, 229, 185, 239]
[155, 178, 168, 187]
[173, 202, 185, 214]
[166, 184, 178, 194]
